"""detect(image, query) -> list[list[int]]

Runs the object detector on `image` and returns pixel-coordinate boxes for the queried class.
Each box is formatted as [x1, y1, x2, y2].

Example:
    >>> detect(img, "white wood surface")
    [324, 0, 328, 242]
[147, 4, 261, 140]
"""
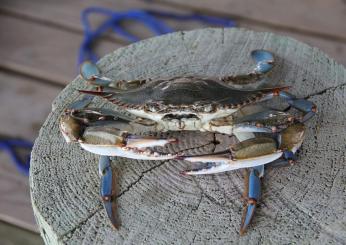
[31, 28, 346, 244]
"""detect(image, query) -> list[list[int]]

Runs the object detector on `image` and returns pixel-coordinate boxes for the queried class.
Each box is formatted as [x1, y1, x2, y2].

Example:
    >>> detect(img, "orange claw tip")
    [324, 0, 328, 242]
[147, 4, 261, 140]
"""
[175, 155, 185, 160]
[312, 105, 318, 112]
[111, 223, 120, 230]
[271, 86, 291, 95]
[239, 227, 247, 236]
[179, 171, 191, 176]
[168, 138, 179, 143]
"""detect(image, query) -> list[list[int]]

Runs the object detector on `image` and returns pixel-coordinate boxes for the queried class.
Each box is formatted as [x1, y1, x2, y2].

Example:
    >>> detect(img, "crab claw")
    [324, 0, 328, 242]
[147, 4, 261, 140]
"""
[182, 151, 282, 175]
[80, 61, 113, 86]
[80, 127, 177, 160]
[99, 156, 119, 229]
[251, 50, 274, 74]
[183, 137, 282, 175]
[240, 165, 263, 235]
[60, 109, 177, 160]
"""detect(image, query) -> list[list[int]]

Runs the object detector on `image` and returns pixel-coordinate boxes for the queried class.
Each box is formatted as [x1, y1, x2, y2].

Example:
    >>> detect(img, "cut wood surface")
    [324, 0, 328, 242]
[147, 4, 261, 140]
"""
[0, 0, 345, 241]
[1, 0, 346, 66]
[31, 28, 346, 244]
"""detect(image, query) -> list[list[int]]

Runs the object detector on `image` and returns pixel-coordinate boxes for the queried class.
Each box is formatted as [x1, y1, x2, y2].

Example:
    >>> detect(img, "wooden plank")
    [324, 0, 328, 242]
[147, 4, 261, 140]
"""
[240, 24, 346, 67]
[0, 14, 121, 85]
[0, 153, 37, 232]
[1, 0, 345, 70]
[0, 71, 61, 232]
[0, 71, 61, 140]
[155, 0, 346, 41]
[0, 0, 199, 44]
[0, 220, 43, 245]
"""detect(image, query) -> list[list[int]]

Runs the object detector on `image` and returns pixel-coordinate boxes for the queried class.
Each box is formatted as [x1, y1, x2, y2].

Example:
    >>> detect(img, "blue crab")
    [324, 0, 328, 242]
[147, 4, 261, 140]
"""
[60, 50, 316, 234]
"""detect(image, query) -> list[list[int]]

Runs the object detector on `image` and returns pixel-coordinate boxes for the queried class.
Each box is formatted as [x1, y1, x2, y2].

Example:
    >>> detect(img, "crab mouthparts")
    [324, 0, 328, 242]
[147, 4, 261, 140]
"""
[162, 113, 199, 120]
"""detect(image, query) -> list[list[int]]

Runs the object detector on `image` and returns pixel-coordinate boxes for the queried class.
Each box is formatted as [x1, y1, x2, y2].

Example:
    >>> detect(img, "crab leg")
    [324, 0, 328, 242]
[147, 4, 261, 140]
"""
[240, 165, 263, 235]
[207, 104, 297, 136]
[183, 124, 306, 234]
[264, 90, 317, 122]
[80, 61, 147, 90]
[221, 50, 274, 85]
[236, 132, 263, 235]
[99, 156, 119, 229]
[183, 131, 269, 234]
[232, 109, 295, 133]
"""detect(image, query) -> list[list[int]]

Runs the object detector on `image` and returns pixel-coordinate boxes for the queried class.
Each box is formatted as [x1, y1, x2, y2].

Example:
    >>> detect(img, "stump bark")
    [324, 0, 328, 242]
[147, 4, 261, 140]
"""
[31, 28, 346, 244]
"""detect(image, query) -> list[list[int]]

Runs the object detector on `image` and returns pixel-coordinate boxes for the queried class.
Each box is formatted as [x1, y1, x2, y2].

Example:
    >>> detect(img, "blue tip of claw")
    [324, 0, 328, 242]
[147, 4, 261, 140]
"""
[240, 168, 262, 235]
[283, 150, 295, 160]
[99, 156, 120, 229]
[240, 203, 256, 235]
[80, 61, 112, 86]
[80, 61, 100, 80]
[251, 50, 274, 74]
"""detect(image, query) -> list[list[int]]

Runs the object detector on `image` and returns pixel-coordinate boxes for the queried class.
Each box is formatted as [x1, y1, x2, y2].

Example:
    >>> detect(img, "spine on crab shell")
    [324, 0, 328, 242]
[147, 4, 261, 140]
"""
[78, 90, 112, 97]
[258, 85, 290, 94]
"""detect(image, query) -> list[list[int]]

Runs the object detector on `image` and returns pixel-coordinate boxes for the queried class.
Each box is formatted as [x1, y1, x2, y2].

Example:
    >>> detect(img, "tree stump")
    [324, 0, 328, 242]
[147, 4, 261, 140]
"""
[31, 28, 346, 244]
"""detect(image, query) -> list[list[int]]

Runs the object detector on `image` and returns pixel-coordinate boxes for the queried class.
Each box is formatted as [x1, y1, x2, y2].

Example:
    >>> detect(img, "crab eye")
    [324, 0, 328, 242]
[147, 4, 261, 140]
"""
[145, 102, 163, 112]
[146, 104, 157, 112]
[203, 104, 213, 112]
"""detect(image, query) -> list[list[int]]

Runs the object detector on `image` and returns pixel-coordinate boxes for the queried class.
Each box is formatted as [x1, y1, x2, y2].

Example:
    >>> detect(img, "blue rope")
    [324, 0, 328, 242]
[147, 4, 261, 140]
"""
[0, 139, 33, 176]
[1, 7, 235, 176]
[79, 7, 236, 65]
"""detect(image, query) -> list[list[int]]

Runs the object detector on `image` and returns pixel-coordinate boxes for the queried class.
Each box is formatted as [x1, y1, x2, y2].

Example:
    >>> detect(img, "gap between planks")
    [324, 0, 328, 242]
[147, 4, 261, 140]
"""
[152, 0, 346, 42]
[0, 0, 345, 89]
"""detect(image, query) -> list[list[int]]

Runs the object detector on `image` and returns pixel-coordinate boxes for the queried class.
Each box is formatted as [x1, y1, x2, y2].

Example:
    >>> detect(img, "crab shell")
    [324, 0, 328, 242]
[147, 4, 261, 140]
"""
[79, 77, 287, 132]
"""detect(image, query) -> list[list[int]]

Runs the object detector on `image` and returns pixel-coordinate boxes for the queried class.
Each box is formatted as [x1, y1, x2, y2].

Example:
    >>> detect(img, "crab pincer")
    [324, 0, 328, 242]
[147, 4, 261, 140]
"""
[182, 137, 282, 175]
[251, 49, 274, 74]
[80, 61, 113, 86]
[60, 109, 178, 160]
[80, 128, 177, 160]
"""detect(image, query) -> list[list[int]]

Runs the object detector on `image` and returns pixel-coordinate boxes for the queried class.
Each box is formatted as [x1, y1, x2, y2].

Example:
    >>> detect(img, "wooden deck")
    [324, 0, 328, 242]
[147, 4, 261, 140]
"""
[0, 0, 344, 241]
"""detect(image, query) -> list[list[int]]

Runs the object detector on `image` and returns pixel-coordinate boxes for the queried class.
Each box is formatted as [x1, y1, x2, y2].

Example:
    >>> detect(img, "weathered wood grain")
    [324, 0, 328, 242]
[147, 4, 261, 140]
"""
[31, 28, 346, 244]
[0, 0, 194, 42]
[2, 0, 346, 67]
[0, 71, 61, 232]
[0, 71, 60, 139]
[156, 0, 346, 40]
[0, 153, 37, 232]
[0, 14, 120, 85]
[0, 220, 43, 245]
